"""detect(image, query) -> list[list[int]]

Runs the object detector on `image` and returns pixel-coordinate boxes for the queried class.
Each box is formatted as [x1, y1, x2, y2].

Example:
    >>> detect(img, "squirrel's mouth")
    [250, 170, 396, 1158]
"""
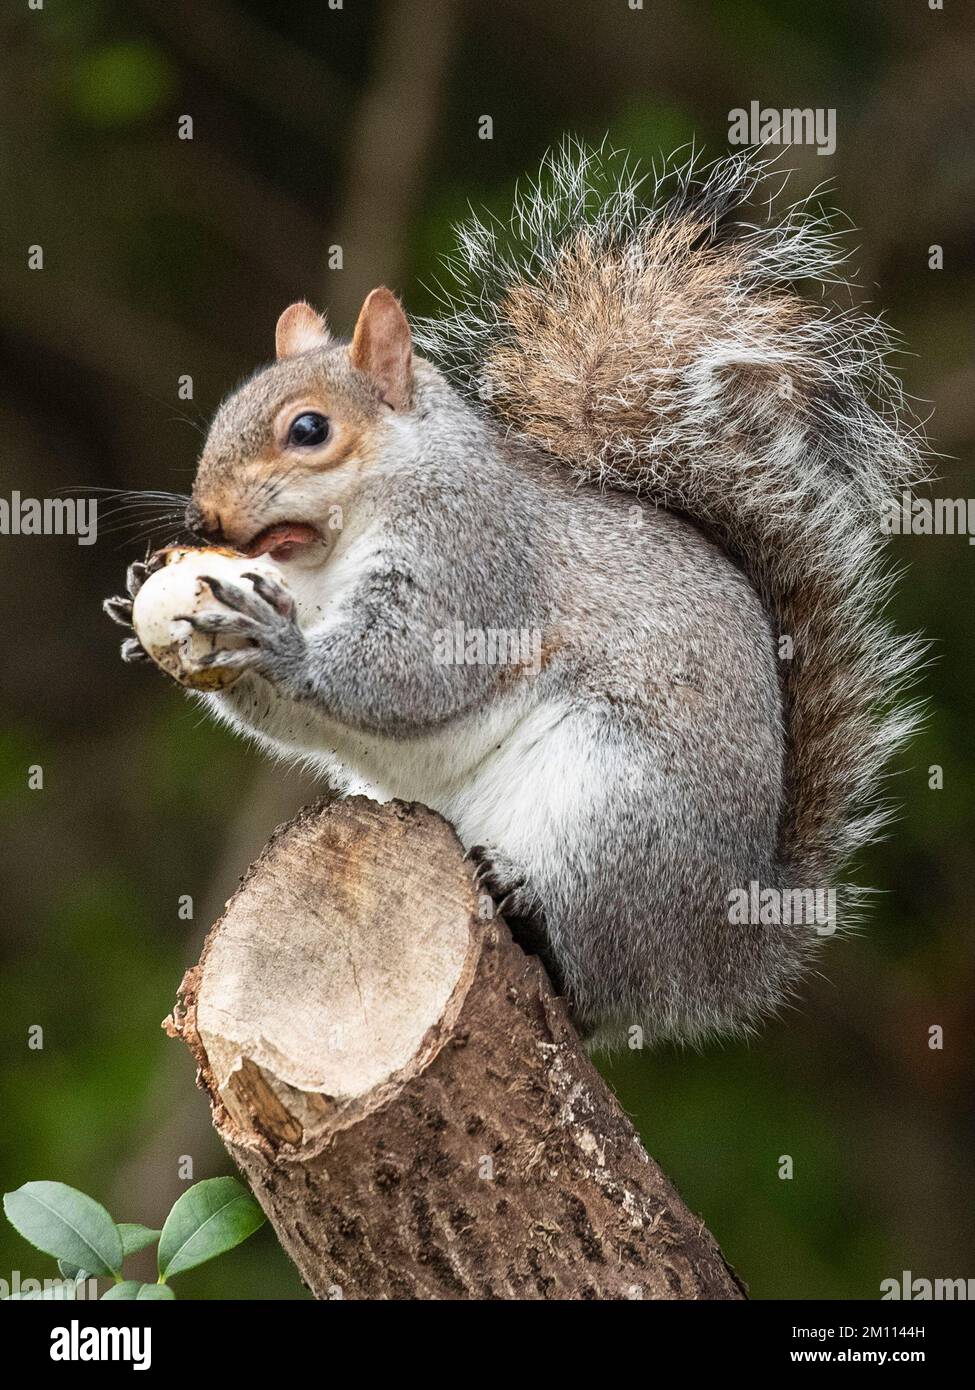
[243, 522, 323, 561]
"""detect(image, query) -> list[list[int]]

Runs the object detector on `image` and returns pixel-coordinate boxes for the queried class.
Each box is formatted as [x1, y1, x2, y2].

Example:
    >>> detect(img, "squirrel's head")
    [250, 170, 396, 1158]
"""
[188, 287, 416, 563]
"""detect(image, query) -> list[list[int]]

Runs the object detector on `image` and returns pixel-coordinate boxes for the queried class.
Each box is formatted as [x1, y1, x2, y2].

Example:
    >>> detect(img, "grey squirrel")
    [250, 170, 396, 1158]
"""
[106, 144, 926, 1045]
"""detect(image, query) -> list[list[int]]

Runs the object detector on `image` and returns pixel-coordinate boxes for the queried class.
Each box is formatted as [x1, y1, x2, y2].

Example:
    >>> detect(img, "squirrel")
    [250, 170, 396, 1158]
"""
[105, 143, 926, 1046]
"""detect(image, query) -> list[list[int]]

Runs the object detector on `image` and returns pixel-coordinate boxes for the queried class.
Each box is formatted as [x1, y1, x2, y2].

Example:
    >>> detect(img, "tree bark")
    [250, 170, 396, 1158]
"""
[166, 797, 745, 1301]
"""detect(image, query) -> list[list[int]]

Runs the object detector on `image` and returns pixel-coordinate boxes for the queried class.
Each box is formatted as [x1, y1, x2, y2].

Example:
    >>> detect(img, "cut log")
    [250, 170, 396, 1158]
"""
[166, 796, 745, 1300]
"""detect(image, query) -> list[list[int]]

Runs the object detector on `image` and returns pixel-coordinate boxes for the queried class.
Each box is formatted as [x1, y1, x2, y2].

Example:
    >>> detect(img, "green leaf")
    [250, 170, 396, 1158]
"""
[100, 1282, 141, 1300]
[57, 1259, 90, 1281]
[3, 1183, 123, 1278]
[135, 1283, 175, 1300]
[102, 1281, 175, 1301]
[157, 1178, 264, 1280]
[118, 1223, 161, 1257]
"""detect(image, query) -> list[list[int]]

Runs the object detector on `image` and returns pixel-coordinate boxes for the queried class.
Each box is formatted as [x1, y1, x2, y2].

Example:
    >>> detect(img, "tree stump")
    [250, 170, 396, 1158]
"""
[166, 797, 745, 1300]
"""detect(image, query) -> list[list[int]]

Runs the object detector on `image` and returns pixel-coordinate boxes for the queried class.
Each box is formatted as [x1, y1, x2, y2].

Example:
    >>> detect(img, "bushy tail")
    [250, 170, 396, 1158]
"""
[416, 140, 928, 891]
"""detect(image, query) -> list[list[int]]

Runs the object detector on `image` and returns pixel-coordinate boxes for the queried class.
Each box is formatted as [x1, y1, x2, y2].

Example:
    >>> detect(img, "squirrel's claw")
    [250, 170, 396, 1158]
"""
[120, 636, 150, 664]
[126, 561, 149, 598]
[125, 552, 165, 599]
[175, 610, 262, 640]
[241, 570, 295, 618]
[195, 647, 260, 672]
[104, 591, 150, 665]
[103, 595, 134, 627]
[468, 844, 526, 902]
[199, 574, 274, 623]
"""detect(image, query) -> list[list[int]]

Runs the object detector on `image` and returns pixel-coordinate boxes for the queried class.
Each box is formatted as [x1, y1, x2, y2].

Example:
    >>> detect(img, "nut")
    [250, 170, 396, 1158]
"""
[131, 546, 287, 690]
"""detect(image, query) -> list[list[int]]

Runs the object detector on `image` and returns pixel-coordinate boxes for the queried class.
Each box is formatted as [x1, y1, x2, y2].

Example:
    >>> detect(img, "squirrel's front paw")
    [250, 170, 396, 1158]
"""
[179, 570, 307, 688]
[102, 557, 163, 664]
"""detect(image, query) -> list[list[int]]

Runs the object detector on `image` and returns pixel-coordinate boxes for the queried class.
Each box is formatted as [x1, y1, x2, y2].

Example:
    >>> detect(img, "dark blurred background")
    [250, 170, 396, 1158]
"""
[1, 0, 973, 1299]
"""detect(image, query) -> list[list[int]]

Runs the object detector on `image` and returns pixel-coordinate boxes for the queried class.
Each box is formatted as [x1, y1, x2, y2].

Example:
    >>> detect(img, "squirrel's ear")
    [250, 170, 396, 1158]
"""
[349, 287, 414, 410]
[275, 302, 330, 359]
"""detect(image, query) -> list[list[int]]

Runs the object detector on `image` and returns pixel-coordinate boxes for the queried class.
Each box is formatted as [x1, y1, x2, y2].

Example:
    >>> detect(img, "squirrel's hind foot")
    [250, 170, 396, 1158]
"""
[465, 843, 566, 996]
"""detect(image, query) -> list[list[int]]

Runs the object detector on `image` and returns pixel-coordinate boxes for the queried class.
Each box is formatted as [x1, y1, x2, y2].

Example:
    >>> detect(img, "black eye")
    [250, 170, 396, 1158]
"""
[287, 411, 330, 447]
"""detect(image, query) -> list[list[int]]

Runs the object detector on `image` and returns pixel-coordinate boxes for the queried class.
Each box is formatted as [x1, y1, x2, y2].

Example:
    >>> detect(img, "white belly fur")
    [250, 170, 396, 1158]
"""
[204, 676, 599, 884]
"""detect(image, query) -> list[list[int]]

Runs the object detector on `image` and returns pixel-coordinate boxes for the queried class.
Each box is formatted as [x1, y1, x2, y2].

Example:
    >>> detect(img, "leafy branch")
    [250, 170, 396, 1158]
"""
[3, 1176, 264, 1299]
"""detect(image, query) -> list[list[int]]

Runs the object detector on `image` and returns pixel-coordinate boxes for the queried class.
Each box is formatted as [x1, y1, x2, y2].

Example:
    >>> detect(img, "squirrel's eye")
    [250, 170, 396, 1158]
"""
[287, 411, 330, 448]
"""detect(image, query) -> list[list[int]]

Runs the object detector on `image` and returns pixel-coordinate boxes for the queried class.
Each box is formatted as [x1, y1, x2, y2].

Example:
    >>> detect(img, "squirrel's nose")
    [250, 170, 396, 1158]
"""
[185, 499, 221, 541]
